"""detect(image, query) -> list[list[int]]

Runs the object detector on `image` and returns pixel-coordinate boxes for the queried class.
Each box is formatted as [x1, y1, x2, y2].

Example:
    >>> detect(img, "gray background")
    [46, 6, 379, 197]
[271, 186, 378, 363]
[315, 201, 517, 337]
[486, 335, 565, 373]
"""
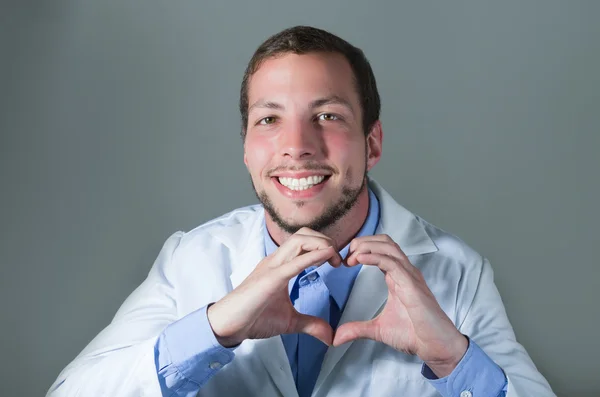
[1, 1, 598, 396]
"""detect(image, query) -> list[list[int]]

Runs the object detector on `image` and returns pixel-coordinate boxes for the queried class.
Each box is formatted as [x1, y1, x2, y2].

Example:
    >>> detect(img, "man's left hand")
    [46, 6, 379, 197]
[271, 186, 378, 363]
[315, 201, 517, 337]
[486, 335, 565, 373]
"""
[332, 234, 468, 378]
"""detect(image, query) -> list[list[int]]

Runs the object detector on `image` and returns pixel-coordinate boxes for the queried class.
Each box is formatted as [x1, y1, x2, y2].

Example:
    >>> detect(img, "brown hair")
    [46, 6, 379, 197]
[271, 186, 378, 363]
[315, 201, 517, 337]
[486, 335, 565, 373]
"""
[239, 26, 380, 139]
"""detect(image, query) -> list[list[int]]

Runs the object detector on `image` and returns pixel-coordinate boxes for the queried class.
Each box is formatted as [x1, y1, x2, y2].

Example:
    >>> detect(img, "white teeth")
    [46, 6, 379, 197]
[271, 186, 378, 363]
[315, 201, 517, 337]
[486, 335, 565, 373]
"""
[278, 175, 326, 190]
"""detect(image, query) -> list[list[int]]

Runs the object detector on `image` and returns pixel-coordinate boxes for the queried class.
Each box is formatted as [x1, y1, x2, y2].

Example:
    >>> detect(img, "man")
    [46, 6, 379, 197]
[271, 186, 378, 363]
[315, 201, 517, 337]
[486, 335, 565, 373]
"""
[48, 26, 555, 397]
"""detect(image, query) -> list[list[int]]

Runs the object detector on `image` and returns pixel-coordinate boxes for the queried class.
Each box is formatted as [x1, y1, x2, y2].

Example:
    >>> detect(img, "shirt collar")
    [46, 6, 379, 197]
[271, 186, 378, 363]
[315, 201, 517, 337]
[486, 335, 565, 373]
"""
[263, 188, 380, 310]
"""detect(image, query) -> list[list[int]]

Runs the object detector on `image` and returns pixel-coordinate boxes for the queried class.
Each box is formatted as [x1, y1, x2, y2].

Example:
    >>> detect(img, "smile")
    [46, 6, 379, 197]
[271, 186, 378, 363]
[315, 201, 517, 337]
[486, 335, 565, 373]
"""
[277, 176, 326, 191]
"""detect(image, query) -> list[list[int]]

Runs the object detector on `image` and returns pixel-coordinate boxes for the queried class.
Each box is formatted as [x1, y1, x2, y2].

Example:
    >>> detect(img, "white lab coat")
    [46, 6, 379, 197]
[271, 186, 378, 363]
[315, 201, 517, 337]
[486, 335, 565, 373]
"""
[48, 180, 555, 396]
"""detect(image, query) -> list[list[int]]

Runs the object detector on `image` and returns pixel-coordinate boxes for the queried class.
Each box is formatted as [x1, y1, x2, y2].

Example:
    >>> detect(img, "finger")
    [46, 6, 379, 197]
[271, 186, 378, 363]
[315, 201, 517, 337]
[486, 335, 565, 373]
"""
[352, 252, 423, 286]
[275, 246, 340, 280]
[346, 241, 403, 266]
[349, 234, 397, 252]
[292, 313, 334, 346]
[294, 227, 344, 255]
[347, 239, 415, 277]
[274, 233, 343, 268]
[332, 320, 377, 347]
[351, 252, 403, 275]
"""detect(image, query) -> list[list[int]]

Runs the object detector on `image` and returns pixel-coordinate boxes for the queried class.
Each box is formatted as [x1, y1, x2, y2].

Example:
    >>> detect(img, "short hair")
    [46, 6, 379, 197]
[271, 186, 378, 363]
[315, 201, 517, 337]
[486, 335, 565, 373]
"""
[239, 26, 381, 139]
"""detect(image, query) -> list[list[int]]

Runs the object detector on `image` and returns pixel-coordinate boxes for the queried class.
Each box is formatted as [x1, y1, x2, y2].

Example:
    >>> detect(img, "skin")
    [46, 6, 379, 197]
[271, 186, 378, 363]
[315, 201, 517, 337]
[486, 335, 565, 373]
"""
[208, 52, 467, 378]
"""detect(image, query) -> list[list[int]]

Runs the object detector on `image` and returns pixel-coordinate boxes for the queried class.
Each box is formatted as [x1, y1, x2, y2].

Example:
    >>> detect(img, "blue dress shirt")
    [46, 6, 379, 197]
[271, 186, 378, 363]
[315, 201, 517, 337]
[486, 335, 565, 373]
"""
[154, 188, 509, 396]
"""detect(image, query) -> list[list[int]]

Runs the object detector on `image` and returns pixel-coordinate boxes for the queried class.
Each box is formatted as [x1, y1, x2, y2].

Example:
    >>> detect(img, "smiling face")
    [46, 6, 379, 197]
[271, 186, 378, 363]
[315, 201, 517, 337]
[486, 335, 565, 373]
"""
[244, 52, 382, 242]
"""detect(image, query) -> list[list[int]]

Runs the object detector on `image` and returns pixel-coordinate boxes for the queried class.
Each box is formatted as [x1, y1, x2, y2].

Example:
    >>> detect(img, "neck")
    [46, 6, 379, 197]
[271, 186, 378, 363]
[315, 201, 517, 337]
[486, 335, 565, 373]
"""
[266, 184, 371, 250]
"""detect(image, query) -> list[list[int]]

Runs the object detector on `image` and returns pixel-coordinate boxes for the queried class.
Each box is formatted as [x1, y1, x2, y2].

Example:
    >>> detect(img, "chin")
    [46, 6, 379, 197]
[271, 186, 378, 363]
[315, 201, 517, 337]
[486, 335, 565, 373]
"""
[284, 213, 321, 226]
[256, 179, 363, 234]
[281, 202, 329, 220]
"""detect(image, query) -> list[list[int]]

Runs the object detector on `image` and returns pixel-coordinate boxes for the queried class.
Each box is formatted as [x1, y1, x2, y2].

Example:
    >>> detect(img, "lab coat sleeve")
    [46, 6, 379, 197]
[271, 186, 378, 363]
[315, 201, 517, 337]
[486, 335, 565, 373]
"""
[457, 257, 556, 397]
[46, 231, 188, 397]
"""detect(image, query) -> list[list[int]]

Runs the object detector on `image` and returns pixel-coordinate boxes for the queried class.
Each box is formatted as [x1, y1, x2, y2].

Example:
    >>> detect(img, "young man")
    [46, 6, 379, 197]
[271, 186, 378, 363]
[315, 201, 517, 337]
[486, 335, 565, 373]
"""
[48, 26, 555, 397]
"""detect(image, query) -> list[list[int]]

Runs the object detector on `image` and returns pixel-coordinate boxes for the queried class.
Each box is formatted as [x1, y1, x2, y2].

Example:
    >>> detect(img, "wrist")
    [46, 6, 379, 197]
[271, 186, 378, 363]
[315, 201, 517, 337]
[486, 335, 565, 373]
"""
[207, 302, 244, 348]
[424, 334, 469, 378]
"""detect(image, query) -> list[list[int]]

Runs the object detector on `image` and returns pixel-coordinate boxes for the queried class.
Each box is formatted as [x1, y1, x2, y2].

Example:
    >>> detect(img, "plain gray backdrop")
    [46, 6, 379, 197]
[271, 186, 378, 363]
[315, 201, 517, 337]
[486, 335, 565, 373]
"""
[1, 1, 599, 396]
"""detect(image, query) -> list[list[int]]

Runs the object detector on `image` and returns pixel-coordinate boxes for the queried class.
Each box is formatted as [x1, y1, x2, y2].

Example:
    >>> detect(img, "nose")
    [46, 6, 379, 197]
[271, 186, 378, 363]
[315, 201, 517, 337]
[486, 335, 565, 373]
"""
[279, 119, 322, 160]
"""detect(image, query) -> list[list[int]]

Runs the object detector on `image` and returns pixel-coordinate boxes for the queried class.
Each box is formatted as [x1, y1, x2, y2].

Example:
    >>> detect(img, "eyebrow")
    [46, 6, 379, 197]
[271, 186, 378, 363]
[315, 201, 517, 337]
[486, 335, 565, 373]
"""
[309, 95, 354, 113]
[248, 100, 283, 114]
[248, 95, 355, 114]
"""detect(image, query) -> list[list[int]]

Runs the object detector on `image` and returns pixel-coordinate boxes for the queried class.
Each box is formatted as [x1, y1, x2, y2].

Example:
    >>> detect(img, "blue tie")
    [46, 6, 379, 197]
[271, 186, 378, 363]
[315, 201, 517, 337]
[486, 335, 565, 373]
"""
[295, 271, 331, 397]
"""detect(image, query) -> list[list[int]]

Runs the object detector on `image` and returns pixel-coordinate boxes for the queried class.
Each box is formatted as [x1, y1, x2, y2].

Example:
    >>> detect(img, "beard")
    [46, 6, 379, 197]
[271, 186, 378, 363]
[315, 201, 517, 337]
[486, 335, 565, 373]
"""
[252, 167, 367, 235]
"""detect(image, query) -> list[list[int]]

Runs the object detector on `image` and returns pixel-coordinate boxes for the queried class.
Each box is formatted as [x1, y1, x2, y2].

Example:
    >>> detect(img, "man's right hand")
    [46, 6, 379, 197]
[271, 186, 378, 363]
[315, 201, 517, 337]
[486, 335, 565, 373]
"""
[206, 227, 343, 348]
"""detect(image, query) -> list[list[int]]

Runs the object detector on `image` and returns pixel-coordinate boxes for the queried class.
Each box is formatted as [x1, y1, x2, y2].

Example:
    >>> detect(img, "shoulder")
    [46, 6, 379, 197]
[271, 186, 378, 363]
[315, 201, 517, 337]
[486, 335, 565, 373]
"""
[165, 204, 264, 258]
[181, 204, 262, 242]
[153, 204, 264, 267]
[150, 204, 264, 286]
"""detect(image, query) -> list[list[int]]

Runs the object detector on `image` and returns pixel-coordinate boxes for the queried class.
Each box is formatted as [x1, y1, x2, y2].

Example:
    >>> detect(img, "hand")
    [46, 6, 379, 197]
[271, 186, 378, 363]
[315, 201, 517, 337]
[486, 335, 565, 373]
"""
[207, 227, 343, 348]
[332, 235, 468, 377]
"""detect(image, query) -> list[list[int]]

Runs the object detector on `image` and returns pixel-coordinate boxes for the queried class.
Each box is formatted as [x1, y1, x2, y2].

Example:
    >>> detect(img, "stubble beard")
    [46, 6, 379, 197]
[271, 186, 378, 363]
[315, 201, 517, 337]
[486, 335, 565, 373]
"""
[253, 168, 367, 235]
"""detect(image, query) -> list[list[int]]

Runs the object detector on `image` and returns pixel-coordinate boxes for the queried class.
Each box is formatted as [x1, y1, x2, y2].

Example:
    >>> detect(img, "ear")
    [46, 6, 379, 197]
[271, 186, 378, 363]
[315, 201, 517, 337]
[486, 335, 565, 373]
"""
[243, 139, 249, 168]
[366, 120, 383, 171]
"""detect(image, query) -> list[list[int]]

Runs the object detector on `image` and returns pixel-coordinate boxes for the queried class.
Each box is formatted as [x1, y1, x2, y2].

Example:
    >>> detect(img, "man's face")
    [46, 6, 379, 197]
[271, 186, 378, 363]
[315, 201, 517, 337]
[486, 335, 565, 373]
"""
[244, 52, 380, 234]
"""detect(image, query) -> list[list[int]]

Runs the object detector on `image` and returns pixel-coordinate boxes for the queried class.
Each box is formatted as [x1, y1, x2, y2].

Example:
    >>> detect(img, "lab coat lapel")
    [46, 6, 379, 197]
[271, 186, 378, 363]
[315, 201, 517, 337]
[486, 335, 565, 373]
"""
[313, 264, 387, 394]
[252, 336, 299, 397]
[313, 180, 439, 394]
[225, 209, 298, 397]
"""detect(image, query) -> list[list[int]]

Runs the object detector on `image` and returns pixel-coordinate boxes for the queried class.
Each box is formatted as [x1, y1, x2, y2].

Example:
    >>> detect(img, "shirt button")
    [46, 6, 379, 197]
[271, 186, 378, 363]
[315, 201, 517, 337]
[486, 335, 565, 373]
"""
[209, 361, 222, 370]
[307, 272, 318, 282]
[460, 391, 472, 397]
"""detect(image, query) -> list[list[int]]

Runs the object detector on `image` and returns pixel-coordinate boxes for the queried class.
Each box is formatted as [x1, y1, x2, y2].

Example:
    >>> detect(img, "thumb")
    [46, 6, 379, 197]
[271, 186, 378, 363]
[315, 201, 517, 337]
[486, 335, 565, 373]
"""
[333, 320, 377, 347]
[292, 313, 334, 346]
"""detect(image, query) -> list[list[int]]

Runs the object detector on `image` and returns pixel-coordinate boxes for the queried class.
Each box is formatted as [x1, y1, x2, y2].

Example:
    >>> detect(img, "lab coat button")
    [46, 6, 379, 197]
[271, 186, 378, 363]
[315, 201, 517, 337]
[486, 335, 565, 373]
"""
[209, 361, 222, 370]
[460, 391, 472, 397]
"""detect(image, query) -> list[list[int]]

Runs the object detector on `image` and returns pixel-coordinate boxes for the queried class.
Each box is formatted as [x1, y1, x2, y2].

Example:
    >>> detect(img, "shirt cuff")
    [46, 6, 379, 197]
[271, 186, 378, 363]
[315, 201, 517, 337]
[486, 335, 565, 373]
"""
[422, 338, 507, 397]
[154, 304, 236, 395]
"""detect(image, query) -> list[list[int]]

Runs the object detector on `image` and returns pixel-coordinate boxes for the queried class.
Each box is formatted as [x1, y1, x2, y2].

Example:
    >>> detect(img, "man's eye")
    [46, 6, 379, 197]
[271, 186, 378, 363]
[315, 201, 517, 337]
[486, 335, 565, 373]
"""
[259, 117, 277, 125]
[317, 113, 339, 121]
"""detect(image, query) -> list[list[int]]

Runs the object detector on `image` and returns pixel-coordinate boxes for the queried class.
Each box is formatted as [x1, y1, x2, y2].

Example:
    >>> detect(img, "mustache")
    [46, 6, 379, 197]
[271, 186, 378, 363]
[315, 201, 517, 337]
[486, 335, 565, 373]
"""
[267, 162, 336, 176]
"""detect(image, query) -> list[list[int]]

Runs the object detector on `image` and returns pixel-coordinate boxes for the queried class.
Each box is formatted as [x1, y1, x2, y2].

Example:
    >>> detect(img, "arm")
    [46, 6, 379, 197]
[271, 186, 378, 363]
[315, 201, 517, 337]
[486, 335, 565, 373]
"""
[454, 258, 555, 397]
[48, 227, 343, 396]
[46, 232, 220, 397]
[154, 305, 235, 396]
[422, 337, 508, 396]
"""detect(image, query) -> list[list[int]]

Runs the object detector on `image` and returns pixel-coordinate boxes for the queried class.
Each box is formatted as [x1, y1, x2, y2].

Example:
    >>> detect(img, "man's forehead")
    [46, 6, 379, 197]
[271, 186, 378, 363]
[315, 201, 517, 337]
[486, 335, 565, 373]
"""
[247, 52, 360, 109]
